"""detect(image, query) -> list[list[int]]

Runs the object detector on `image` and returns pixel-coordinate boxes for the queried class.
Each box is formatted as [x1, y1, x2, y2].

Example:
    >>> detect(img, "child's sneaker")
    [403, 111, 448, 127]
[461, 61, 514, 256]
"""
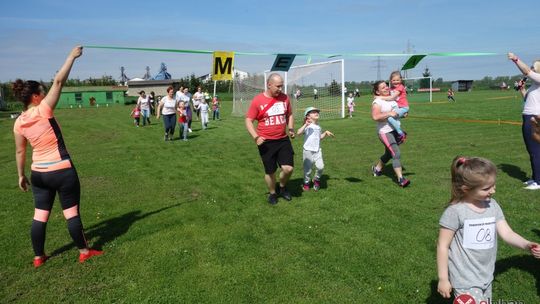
[398, 177, 410, 188]
[79, 249, 103, 263]
[397, 131, 407, 145]
[302, 182, 310, 191]
[372, 166, 382, 177]
[33, 255, 49, 268]
[313, 179, 321, 191]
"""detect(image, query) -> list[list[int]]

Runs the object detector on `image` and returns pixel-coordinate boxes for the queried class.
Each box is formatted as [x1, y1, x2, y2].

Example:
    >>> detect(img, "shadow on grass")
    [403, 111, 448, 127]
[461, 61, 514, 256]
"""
[425, 252, 540, 303]
[50, 203, 181, 256]
[344, 177, 362, 183]
[498, 163, 529, 183]
[380, 164, 415, 181]
[425, 280, 453, 304]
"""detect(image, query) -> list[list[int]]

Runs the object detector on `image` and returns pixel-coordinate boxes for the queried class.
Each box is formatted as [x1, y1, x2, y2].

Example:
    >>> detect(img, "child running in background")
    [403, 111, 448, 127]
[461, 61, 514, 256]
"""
[212, 95, 220, 120]
[447, 88, 456, 102]
[437, 156, 540, 302]
[347, 93, 356, 118]
[379, 71, 409, 144]
[130, 105, 141, 127]
[297, 107, 334, 191]
[197, 99, 210, 130]
[177, 101, 188, 141]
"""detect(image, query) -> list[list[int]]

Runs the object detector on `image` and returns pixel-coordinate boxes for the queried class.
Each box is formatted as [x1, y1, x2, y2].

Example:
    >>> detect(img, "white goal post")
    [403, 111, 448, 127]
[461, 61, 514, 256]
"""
[232, 59, 346, 119]
[402, 76, 433, 103]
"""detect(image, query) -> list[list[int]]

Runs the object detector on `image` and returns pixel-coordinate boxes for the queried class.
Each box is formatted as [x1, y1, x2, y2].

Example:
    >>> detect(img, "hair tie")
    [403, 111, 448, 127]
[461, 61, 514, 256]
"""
[457, 157, 467, 167]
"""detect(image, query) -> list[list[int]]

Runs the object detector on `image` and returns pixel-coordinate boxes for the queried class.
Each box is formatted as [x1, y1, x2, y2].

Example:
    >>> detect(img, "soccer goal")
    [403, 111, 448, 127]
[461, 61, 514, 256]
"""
[232, 59, 346, 119]
[402, 77, 433, 103]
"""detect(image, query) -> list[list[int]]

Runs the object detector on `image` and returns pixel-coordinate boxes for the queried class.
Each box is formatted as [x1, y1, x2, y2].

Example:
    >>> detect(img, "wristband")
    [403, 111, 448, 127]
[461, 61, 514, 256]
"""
[512, 57, 519, 63]
[254, 136, 260, 142]
[288, 128, 295, 132]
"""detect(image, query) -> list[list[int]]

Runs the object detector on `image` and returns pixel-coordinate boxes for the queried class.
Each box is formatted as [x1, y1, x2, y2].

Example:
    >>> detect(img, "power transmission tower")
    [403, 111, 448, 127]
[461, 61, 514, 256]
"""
[403, 40, 416, 78]
[371, 56, 386, 80]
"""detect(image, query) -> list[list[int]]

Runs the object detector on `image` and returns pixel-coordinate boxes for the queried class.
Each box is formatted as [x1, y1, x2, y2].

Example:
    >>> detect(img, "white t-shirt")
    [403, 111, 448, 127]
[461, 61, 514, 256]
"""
[199, 103, 209, 113]
[372, 97, 397, 134]
[160, 96, 177, 115]
[347, 97, 355, 108]
[175, 91, 184, 102]
[303, 123, 322, 152]
[193, 92, 204, 106]
[138, 96, 150, 110]
[523, 71, 540, 115]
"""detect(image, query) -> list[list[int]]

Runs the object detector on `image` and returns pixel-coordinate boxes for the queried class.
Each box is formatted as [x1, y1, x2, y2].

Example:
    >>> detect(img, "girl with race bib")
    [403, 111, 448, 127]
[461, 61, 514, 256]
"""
[437, 156, 540, 302]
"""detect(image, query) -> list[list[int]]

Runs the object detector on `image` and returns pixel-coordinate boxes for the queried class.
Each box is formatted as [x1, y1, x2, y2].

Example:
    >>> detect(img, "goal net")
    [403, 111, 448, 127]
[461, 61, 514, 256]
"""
[402, 77, 433, 103]
[232, 59, 345, 119]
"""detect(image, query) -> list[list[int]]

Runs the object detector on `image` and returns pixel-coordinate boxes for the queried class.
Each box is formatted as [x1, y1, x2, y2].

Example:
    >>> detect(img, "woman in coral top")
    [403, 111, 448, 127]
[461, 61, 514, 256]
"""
[13, 46, 102, 268]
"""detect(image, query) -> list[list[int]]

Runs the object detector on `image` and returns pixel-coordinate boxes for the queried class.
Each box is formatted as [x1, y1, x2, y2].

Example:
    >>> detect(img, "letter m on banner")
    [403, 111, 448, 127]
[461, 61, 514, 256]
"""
[212, 51, 235, 81]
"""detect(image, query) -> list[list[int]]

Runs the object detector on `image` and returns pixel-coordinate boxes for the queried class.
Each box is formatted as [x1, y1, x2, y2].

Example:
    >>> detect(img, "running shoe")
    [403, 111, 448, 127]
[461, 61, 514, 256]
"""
[33, 256, 49, 268]
[372, 166, 382, 177]
[279, 187, 292, 201]
[268, 193, 279, 205]
[523, 179, 535, 186]
[524, 182, 540, 190]
[313, 179, 321, 191]
[302, 182, 310, 191]
[79, 249, 103, 263]
[397, 131, 407, 145]
[398, 177, 410, 188]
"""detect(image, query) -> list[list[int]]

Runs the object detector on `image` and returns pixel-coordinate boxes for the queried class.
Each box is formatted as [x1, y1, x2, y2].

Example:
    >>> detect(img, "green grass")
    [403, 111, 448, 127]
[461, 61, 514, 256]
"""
[1, 89, 539, 303]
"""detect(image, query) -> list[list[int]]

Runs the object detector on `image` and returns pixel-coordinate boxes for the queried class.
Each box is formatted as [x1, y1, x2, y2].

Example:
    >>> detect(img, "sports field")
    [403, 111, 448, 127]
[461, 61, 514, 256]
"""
[1, 89, 538, 303]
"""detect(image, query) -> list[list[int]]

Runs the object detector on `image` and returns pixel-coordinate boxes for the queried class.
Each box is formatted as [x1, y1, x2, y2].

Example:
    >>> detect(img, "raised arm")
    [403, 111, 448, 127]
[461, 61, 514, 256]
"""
[508, 52, 532, 76]
[43, 46, 83, 110]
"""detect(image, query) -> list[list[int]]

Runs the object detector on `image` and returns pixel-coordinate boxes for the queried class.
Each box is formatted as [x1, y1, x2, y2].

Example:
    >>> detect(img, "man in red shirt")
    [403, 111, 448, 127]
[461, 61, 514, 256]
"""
[245, 73, 295, 204]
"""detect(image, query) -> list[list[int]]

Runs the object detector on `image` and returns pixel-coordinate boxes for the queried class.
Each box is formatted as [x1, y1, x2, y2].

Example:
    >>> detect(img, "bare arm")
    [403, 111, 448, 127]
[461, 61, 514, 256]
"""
[508, 52, 532, 76]
[496, 220, 539, 256]
[14, 132, 30, 191]
[297, 121, 309, 135]
[156, 102, 163, 119]
[43, 46, 83, 110]
[320, 130, 334, 139]
[371, 104, 397, 121]
[378, 91, 399, 101]
[287, 109, 295, 138]
[245, 117, 265, 146]
[436, 227, 455, 299]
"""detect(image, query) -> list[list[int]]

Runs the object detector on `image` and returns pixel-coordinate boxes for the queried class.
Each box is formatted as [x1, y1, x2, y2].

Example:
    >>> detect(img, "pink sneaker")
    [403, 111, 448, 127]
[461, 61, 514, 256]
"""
[313, 179, 321, 191]
[79, 249, 103, 263]
[303, 182, 310, 191]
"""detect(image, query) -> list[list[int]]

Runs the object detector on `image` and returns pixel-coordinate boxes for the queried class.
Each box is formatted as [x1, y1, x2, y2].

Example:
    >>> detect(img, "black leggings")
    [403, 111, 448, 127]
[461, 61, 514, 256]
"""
[30, 167, 87, 255]
[31, 167, 80, 211]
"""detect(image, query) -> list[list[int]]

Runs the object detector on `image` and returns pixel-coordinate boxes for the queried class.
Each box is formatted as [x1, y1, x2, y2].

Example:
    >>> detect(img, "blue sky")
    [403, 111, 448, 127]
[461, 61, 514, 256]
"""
[1, 0, 539, 82]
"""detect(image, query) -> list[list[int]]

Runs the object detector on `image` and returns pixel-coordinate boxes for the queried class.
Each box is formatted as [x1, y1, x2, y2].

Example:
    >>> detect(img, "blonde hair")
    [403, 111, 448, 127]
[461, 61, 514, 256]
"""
[389, 71, 402, 83]
[533, 60, 540, 72]
[449, 156, 497, 204]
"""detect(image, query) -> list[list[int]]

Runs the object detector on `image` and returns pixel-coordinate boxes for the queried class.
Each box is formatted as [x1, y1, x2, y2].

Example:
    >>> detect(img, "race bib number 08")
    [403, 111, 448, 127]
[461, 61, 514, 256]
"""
[266, 102, 285, 116]
[462, 217, 496, 250]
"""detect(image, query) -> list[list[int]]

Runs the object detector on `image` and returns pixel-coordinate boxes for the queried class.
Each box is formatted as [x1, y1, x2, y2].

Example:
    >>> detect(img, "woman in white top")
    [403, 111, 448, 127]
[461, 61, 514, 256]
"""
[508, 52, 540, 189]
[156, 86, 177, 141]
[370, 81, 410, 187]
[137, 90, 151, 126]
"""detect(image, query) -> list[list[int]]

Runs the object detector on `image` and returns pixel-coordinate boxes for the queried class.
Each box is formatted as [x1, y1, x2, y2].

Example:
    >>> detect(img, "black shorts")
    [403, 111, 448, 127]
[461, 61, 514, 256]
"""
[258, 137, 294, 174]
[31, 167, 81, 211]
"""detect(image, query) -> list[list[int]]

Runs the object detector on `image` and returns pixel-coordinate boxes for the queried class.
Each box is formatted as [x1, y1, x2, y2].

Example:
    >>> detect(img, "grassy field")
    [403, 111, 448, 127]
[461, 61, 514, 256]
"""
[0, 89, 539, 303]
